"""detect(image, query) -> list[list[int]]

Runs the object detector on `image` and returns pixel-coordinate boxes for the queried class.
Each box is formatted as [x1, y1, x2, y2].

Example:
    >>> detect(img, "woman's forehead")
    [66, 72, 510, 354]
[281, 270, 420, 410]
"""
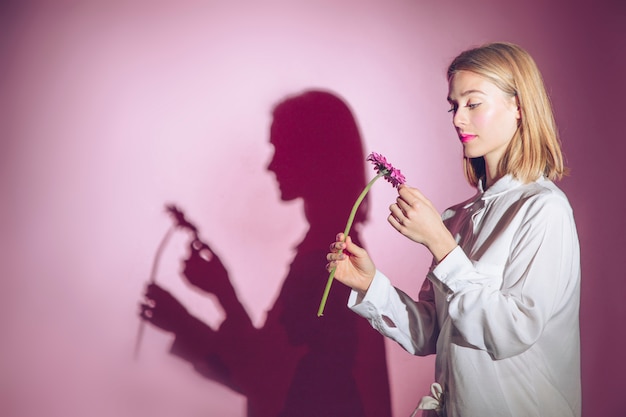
[448, 71, 501, 100]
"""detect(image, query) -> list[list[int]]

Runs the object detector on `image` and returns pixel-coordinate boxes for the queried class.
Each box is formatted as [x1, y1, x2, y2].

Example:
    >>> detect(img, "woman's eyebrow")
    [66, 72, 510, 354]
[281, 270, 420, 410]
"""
[447, 89, 486, 102]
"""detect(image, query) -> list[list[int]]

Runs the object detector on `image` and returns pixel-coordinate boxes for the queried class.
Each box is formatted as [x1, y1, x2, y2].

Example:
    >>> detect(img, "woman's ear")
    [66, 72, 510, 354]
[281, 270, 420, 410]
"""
[513, 95, 521, 120]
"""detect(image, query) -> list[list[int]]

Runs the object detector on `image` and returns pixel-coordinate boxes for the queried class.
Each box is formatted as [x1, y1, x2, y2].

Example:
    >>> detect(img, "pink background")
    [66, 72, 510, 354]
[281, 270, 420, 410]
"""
[1, 1, 624, 416]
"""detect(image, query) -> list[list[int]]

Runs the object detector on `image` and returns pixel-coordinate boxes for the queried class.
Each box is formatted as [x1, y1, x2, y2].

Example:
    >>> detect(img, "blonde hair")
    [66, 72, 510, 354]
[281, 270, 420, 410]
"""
[447, 42, 566, 186]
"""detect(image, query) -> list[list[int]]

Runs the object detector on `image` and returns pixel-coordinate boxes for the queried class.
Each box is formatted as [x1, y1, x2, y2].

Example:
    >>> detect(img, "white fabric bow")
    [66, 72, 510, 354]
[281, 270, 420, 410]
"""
[409, 382, 444, 417]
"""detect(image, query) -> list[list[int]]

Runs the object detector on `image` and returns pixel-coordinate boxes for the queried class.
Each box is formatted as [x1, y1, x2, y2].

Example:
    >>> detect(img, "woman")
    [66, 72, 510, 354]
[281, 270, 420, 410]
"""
[326, 42, 581, 417]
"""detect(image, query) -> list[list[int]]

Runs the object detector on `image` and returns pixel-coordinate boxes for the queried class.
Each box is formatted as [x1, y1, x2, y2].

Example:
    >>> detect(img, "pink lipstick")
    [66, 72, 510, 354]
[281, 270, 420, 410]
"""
[460, 134, 476, 143]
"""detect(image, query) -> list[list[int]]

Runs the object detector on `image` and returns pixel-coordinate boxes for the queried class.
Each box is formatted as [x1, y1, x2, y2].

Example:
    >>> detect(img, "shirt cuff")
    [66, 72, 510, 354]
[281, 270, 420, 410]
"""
[429, 245, 474, 294]
[348, 270, 393, 315]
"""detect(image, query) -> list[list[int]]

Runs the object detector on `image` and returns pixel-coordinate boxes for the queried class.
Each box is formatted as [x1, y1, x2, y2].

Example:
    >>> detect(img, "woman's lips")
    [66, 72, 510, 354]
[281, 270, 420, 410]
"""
[460, 134, 477, 143]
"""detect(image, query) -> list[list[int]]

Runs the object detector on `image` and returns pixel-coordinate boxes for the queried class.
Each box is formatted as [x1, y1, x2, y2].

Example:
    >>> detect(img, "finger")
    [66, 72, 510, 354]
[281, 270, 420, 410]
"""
[398, 185, 425, 205]
[144, 284, 153, 297]
[187, 241, 213, 262]
[139, 303, 153, 319]
[388, 213, 403, 230]
[389, 203, 404, 219]
[398, 184, 423, 197]
[395, 196, 411, 212]
[329, 241, 345, 252]
[396, 191, 427, 216]
[343, 235, 367, 257]
[326, 252, 345, 262]
[188, 241, 202, 256]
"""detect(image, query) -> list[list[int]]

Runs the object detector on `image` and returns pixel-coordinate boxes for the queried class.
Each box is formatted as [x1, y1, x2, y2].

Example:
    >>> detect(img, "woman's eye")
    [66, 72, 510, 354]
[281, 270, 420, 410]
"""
[448, 102, 480, 113]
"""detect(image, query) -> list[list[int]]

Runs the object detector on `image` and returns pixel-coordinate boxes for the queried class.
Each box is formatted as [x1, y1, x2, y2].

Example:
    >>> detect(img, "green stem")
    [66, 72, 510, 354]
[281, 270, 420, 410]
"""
[317, 172, 384, 317]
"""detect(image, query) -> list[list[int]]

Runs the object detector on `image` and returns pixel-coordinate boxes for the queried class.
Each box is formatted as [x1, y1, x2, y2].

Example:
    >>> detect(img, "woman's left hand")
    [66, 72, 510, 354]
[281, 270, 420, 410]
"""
[388, 185, 457, 262]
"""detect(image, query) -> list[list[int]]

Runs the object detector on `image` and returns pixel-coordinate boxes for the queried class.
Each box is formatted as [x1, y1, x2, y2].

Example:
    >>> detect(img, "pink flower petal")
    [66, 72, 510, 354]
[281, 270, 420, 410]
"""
[367, 152, 406, 188]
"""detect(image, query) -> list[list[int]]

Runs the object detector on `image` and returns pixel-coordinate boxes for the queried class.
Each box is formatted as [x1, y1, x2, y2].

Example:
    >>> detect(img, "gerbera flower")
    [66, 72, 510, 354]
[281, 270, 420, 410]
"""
[317, 152, 405, 316]
[367, 152, 406, 188]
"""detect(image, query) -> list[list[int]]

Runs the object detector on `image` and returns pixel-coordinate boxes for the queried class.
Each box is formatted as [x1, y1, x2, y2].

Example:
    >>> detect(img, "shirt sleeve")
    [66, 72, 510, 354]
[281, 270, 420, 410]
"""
[429, 193, 580, 360]
[348, 270, 439, 356]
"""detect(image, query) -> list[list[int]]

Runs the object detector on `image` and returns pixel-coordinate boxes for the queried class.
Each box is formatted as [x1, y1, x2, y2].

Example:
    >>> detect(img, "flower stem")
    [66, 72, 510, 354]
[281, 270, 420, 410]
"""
[134, 223, 177, 360]
[317, 172, 384, 317]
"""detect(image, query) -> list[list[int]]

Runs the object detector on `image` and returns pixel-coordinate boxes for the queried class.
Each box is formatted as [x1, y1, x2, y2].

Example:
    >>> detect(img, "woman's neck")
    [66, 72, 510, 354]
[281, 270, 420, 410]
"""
[484, 159, 503, 190]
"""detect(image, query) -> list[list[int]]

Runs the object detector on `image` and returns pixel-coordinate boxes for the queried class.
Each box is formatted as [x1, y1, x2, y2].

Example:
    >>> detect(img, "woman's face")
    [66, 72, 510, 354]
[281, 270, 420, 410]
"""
[267, 121, 302, 202]
[447, 70, 520, 171]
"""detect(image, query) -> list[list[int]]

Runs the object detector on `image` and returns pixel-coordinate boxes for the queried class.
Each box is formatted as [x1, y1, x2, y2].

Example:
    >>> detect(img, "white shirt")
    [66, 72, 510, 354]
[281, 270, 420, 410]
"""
[349, 175, 581, 417]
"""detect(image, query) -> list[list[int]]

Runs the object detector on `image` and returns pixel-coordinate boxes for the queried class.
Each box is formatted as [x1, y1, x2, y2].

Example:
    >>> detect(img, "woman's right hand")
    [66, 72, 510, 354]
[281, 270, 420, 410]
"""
[140, 283, 190, 333]
[182, 240, 231, 297]
[326, 233, 376, 294]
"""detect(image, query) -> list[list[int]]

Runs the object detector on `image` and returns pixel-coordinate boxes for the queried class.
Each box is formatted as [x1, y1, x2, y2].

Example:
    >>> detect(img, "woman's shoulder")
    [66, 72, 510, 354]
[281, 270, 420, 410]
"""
[501, 178, 576, 228]
[442, 177, 572, 222]
[518, 178, 572, 209]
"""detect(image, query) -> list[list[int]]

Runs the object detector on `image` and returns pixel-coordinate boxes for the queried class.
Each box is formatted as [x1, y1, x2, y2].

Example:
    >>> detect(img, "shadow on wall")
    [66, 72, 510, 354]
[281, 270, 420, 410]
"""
[138, 90, 392, 417]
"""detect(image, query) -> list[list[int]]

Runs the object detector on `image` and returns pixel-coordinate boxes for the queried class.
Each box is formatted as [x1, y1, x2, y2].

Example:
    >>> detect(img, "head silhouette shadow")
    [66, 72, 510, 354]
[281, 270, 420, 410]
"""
[140, 90, 391, 417]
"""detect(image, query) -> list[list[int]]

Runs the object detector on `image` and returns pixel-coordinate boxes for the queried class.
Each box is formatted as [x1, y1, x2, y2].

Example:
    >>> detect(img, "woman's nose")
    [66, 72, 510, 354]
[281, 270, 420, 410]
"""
[267, 156, 276, 172]
[453, 108, 467, 128]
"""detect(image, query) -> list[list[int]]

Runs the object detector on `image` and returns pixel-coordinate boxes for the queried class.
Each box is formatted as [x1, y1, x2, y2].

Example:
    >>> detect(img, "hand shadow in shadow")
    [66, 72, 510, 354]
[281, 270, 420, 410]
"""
[140, 90, 392, 417]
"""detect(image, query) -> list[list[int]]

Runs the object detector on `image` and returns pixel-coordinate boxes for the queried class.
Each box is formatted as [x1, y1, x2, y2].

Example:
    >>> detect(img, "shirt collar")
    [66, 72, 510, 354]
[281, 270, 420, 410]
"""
[478, 174, 524, 200]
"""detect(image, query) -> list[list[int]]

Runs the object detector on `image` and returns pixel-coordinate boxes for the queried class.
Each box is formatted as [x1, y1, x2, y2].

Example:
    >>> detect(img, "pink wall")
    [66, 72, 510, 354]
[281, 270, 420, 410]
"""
[1, 1, 624, 416]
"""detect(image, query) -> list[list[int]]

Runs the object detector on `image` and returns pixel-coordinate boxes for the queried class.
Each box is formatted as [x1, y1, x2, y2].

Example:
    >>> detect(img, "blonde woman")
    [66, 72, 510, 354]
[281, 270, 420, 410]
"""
[327, 42, 581, 417]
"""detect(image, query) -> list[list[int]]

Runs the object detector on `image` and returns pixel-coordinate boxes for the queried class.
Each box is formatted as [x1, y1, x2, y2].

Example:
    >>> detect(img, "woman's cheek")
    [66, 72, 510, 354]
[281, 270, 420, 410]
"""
[472, 108, 493, 129]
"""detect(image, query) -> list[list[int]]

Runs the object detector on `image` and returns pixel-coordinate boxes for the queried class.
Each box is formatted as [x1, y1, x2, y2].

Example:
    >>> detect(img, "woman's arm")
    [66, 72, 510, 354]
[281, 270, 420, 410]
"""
[430, 194, 580, 359]
[327, 234, 440, 355]
[349, 271, 440, 356]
